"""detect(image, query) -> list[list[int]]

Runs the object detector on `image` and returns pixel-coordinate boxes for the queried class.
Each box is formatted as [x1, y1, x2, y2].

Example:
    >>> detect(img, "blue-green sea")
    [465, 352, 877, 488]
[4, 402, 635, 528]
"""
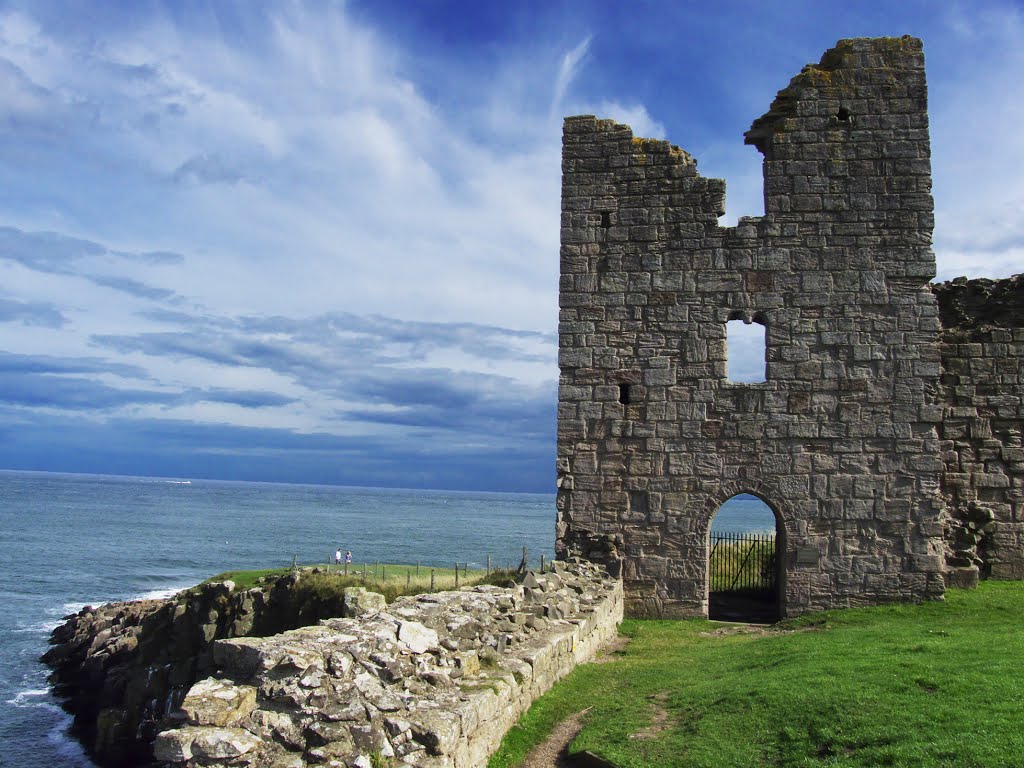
[0, 470, 771, 767]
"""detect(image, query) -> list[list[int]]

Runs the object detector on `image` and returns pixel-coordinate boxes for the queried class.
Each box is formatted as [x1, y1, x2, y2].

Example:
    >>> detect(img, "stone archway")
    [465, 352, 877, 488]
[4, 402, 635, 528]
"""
[707, 493, 782, 623]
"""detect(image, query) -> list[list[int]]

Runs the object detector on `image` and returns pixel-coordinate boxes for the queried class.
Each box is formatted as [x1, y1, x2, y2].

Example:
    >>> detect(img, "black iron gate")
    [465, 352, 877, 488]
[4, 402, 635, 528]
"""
[709, 531, 777, 594]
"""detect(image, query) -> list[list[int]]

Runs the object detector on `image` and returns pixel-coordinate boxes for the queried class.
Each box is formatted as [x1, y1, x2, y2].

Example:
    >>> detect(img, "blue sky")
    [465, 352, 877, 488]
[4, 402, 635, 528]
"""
[0, 1, 1021, 492]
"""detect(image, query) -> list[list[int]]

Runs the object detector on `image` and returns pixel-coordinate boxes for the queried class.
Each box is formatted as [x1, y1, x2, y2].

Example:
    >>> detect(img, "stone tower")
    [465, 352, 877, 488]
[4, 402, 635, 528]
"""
[556, 37, 947, 618]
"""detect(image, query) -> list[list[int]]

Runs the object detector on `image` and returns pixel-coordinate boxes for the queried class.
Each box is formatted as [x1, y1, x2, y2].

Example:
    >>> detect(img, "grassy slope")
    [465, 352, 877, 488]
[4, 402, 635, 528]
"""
[202, 564, 513, 597]
[491, 582, 1024, 768]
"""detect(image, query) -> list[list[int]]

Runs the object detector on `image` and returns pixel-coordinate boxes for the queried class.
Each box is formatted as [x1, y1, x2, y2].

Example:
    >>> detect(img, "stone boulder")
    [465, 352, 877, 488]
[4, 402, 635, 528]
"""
[398, 620, 439, 654]
[156, 726, 262, 763]
[180, 678, 257, 727]
[342, 587, 386, 617]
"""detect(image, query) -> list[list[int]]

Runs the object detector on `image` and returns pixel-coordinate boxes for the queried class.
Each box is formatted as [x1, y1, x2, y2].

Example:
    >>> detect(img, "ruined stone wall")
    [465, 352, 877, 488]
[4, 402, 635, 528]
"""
[557, 37, 947, 618]
[153, 561, 622, 768]
[935, 275, 1024, 581]
[46, 563, 623, 768]
[43, 572, 379, 767]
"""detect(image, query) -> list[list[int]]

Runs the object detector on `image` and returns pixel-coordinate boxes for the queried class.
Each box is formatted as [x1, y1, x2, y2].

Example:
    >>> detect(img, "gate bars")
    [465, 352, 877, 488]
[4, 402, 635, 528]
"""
[709, 531, 777, 593]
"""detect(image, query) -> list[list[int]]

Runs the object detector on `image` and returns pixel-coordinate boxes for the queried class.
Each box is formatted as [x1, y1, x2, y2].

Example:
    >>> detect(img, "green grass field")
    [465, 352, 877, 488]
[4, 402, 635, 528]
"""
[490, 582, 1024, 768]
[202, 562, 513, 598]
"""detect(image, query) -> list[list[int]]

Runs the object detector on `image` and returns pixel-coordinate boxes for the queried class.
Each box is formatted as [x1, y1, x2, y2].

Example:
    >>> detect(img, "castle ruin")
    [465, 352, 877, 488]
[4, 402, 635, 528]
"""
[556, 36, 1024, 618]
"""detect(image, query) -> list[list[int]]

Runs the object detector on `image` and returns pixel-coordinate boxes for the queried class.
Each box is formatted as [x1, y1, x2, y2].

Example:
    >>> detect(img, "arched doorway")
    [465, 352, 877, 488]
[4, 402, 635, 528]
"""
[708, 494, 781, 623]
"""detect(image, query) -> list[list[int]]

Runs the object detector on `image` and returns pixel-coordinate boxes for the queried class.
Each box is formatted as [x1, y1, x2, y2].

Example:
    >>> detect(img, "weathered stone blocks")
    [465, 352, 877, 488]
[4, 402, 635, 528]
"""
[557, 36, 1021, 618]
[934, 275, 1024, 581]
[180, 677, 257, 727]
[152, 561, 622, 768]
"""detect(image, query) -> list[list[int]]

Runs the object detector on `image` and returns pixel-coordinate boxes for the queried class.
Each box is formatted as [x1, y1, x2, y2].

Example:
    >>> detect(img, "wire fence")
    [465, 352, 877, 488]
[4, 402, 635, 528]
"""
[292, 544, 551, 589]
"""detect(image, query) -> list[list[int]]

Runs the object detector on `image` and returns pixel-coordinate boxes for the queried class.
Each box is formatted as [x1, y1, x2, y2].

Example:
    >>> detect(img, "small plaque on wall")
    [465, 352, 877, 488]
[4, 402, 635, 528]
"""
[795, 547, 820, 565]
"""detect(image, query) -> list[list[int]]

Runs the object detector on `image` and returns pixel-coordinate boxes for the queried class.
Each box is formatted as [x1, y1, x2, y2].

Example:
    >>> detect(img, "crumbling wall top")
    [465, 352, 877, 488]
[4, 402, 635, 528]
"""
[933, 274, 1024, 329]
[745, 35, 925, 154]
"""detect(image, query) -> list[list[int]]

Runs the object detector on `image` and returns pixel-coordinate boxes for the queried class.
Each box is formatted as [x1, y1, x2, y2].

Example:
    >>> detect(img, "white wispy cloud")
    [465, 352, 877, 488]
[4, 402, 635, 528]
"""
[0, 0, 1021, 489]
[929, 5, 1024, 280]
[551, 35, 591, 119]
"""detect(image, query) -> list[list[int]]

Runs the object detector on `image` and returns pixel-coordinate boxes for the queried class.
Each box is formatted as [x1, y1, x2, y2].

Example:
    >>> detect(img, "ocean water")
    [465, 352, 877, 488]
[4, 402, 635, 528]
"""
[0, 470, 770, 767]
[710, 494, 777, 534]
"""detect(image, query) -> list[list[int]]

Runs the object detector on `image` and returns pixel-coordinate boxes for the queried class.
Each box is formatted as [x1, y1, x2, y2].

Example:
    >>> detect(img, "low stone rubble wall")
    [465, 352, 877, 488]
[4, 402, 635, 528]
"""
[43, 571, 372, 766]
[154, 560, 622, 768]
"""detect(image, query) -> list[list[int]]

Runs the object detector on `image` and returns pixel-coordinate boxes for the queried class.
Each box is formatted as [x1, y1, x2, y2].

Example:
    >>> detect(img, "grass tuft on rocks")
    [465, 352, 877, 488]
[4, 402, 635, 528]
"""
[490, 581, 1024, 768]
[199, 568, 289, 590]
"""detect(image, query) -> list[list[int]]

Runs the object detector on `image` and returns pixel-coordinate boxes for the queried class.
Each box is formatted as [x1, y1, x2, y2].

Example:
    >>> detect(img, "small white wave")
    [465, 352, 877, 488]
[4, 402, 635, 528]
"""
[6, 688, 58, 709]
[8, 687, 48, 700]
[17, 602, 94, 633]
[136, 586, 187, 601]
[47, 712, 94, 764]
[5, 682, 96, 764]
[15, 603, 88, 633]
[12, 620, 64, 634]
[67, 586, 189, 609]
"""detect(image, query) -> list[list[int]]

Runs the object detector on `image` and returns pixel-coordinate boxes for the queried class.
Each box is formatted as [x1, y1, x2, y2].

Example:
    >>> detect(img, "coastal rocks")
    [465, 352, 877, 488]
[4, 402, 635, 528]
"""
[153, 560, 623, 768]
[43, 573, 395, 767]
[42, 598, 174, 766]
[344, 587, 387, 618]
[154, 726, 262, 762]
[180, 678, 258, 727]
[398, 620, 439, 653]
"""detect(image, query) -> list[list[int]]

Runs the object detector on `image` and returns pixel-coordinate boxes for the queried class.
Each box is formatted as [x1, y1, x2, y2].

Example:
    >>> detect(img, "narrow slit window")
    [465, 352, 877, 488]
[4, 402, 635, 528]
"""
[726, 318, 767, 383]
[618, 383, 631, 404]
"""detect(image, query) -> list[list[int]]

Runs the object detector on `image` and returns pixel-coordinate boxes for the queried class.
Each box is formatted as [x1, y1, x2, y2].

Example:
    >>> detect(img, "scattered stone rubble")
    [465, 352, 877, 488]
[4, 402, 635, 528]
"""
[153, 560, 621, 768]
[45, 561, 622, 768]
[43, 571, 451, 766]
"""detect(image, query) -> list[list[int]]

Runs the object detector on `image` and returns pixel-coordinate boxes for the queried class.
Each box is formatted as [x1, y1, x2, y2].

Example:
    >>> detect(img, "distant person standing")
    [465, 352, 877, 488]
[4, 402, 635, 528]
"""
[345, 550, 352, 575]
[335, 548, 342, 567]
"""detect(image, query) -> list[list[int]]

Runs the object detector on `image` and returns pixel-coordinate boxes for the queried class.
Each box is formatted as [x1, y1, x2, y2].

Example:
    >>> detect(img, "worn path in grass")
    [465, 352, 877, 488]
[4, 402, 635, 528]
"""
[491, 582, 1024, 768]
